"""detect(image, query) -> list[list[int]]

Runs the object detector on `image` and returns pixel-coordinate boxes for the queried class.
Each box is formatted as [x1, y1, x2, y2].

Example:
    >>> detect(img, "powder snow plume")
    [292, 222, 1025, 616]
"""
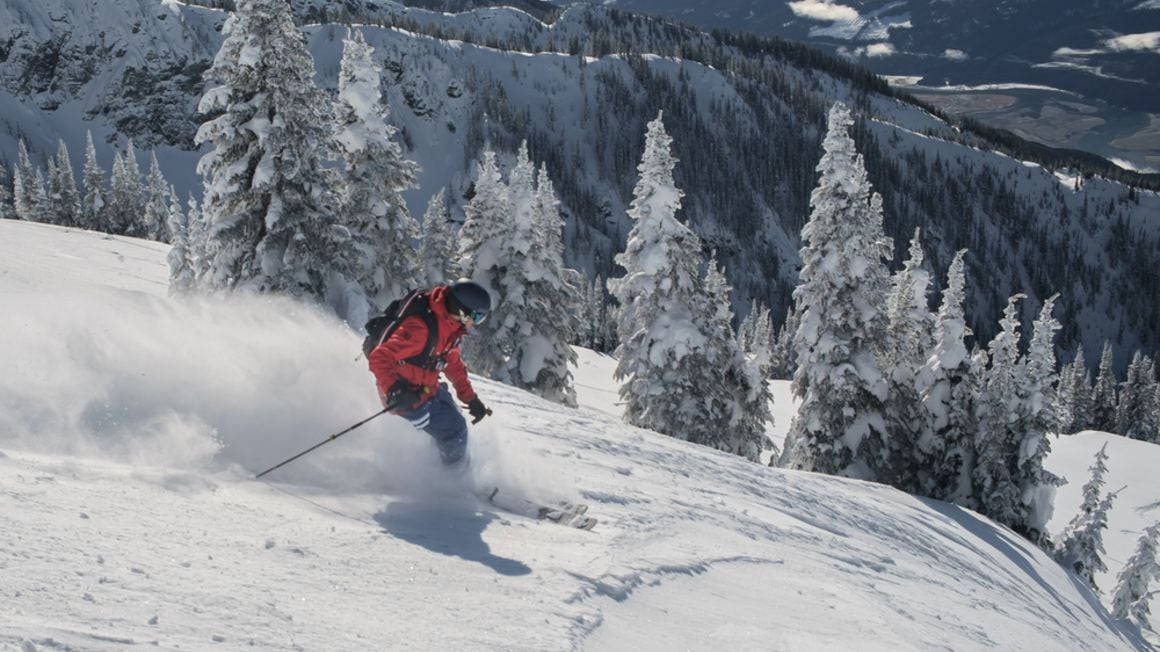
[0, 280, 508, 496]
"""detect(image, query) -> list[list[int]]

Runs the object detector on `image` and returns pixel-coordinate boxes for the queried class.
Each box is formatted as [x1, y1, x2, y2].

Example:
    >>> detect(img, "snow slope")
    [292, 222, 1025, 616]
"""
[0, 218, 1153, 650]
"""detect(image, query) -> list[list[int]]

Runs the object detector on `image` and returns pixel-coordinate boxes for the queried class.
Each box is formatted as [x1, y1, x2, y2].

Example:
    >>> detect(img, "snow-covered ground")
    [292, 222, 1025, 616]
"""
[0, 219, 1155, 651]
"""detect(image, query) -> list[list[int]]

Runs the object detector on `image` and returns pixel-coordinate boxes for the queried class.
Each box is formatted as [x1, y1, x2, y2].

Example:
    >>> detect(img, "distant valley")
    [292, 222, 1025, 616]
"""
[562, 0, 1160, 171]
[900, 84, 1160, 172]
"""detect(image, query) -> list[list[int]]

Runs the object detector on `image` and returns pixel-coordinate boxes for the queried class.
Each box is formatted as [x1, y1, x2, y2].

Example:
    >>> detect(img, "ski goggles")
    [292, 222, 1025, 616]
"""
[454, 307, 489, 326]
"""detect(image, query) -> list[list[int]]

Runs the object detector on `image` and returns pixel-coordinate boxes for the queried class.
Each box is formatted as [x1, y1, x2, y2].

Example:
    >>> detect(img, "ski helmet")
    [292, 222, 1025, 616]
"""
[447, 280, 492, 323]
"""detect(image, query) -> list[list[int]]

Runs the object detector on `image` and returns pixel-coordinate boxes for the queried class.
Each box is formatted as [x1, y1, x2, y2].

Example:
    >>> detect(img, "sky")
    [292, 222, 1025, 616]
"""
[0, 218, 1156, 651]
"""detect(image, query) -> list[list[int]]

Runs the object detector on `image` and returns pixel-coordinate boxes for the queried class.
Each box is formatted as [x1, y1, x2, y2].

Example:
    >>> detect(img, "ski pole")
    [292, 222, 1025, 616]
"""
[255, 405, 394, 479]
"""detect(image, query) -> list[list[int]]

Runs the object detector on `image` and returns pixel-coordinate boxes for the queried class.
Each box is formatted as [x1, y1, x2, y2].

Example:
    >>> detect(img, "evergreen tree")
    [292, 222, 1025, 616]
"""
[43, 158, 60, 223]
[80, 131, 106, 232]
[419, 189, 458, 286]
[1117, 352, 1159, 441]
[585, 275, 615, 353]
[975, 294, 1064, 545]
[334, 27, 421, 316]
[1146, 359, 1160, 444]
[0, 161, 11, 220]
[29, 169, 52, 224]
[13, 140, 37, 221]
[916, 250, 976, 504]
[882, 228, 935, 490]
[737, 299, 759, 353]
[167, 189, 195, 295]
[974, 295, 1027, 532]
[1025, 295, 1062, 435]
[738, 300, 775, 377]
[1111, 523, 1160, 625]
[1015, 295, 1067, 547]
[196, 0, 353, 306]
[505, 165, 581, 406]
[1056, 347, 1093, 434]
[1092, 342, 1119, 432]
[607, 111, 716, 444]
[701, 255, 773, 461]
[457, 147, 514, 378]
[1055, 444, 1116, 592]
[768, 302, 800, 381]
[109, 140, 145, 237]
[482, 142, 539, 385]
[779, 103, 893, 481]
[186, 194, 211, 288]
[47, 140, 80, 226]
[142, 153, 171, 242]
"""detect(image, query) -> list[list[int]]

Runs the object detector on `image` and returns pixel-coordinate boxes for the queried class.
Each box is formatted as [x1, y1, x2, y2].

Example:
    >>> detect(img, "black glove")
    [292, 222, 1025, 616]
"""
[466, 397, 491, 424]
[387, 382, 425, 409]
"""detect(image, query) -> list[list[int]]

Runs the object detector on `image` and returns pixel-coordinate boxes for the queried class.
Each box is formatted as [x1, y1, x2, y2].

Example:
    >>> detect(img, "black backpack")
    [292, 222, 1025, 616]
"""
[362, 289, 440, 368]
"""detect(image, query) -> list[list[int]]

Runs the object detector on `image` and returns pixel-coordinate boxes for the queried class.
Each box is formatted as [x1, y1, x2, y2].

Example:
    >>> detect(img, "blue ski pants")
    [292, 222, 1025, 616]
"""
[394, 384, 468, 465]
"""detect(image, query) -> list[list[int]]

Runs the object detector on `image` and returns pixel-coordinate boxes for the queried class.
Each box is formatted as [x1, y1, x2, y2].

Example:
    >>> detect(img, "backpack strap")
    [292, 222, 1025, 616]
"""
[389, 290, 441, 371]
[406, 306, 441, 371]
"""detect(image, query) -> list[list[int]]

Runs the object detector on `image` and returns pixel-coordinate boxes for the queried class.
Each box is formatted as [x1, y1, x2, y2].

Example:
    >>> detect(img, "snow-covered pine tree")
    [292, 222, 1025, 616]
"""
[44, 157, 59, 223]
[738, 300, 775, 377]
[1016, 295, 1066, 547]
[1117, 352, 1159, 441]
[574, 280, 594, 348]
[505, 165, 581, 406]
[457, 146, 514, 378]
[333, 27, 421, 318]
[419, 189, 458, 287]
[1110, 523, 1160, 624]
[80, 131, 106, 232]
[974, 294, 1026, 532]
[1025, 295, 1062, 434]
[480, 141, 538, 384]
[47, 140, 80, 227]
[13, 140, 37, 221]
[700, 254, 772, 461]
[1144, 358, 1160, 443]
[584, 275, 616, 353]
[167, 190, 195, 296]
[768, 302, 800, 381]
[975, 293, 1063, 544]
[110, 140, 145, 237]
[142, 153, 171, 242]
[779, 102, 893, 481]
[737, 299, 759, 352]
[1092, 342, 1119, 433]
[1056, 347, 1093, 434]
[1055, 443, 1116, 592]
[0, 161, 11, 220]
[186, 194, 210, 288]
[196, 0, 353, 306]
[535, 164, 572, 280]
[607, 111, 716, 444]
[882, 228, 935, 491]
[29, 169, 51, 225]
[916, 249, 977, 504]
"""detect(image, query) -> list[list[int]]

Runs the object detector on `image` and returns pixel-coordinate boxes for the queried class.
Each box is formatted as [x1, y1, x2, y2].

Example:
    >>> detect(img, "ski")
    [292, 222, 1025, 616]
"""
[481, 487, 596, 530]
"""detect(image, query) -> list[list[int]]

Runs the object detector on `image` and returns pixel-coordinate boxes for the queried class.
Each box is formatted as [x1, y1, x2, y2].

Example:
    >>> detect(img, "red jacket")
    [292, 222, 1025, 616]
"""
[368, 286, 477, 408]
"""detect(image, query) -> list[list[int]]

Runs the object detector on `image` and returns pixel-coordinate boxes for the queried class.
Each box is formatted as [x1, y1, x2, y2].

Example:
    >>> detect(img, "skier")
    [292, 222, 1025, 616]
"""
[367, 280, 493, 468]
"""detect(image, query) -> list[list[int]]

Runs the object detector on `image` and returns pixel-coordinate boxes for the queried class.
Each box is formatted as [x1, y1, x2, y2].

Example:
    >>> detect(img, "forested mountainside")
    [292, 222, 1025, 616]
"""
[0, 0, 1157, 371]
[555, 0, 1160, 114]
